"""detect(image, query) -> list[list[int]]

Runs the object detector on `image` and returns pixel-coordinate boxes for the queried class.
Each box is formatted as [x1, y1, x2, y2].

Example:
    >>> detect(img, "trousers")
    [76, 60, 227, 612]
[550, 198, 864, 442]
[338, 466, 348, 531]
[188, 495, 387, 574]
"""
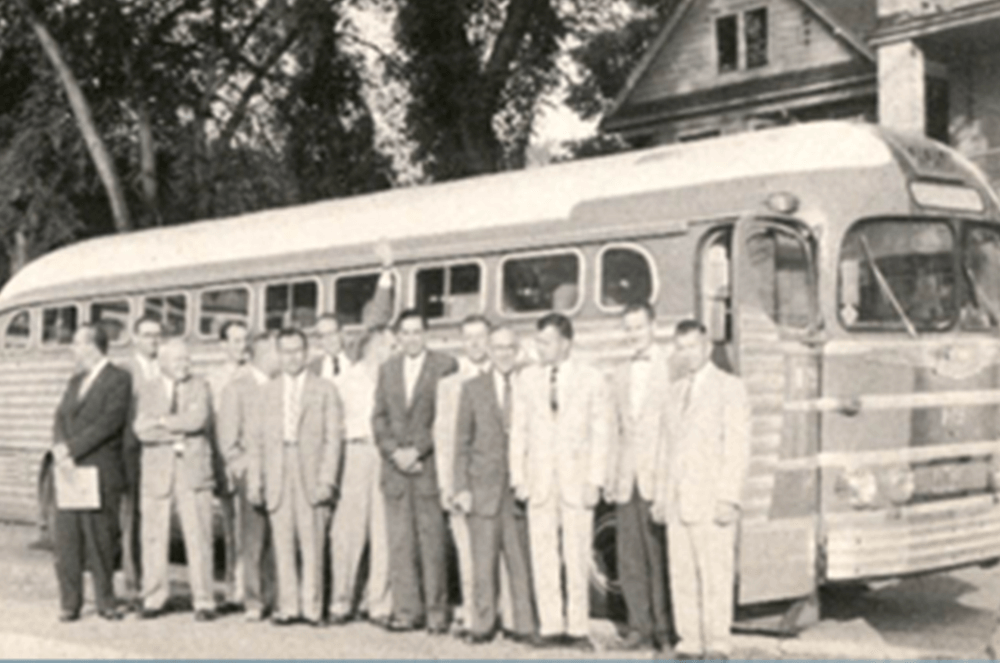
[668, 517, 736, 656]
[616, 487, 672, 642]
[270, 445, 330, 622]
[329, 443, 391, 620]
[54, 481, 121, 615]
[236, 475, 275, 613]
[528, 499, 593, 637]
[141, 478, 214, 612]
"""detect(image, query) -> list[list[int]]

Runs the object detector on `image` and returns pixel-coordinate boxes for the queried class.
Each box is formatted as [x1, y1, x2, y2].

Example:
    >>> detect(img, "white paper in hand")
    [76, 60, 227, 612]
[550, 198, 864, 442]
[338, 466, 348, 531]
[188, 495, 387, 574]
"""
[54, 462, 100, 510]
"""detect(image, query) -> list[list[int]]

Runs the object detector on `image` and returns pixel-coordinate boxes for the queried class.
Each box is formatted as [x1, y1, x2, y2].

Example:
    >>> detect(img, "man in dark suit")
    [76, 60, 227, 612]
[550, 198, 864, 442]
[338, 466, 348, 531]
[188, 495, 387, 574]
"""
[453, 325, 536, 644]
[372, 309, 457, 633]
[52, 323, 132, 622]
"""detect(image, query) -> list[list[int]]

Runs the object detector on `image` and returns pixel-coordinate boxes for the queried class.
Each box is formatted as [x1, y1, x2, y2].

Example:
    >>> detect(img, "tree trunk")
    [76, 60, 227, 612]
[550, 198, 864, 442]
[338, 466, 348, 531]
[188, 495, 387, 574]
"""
[136, 101, 162, 226]
[20, 3, 133, 233]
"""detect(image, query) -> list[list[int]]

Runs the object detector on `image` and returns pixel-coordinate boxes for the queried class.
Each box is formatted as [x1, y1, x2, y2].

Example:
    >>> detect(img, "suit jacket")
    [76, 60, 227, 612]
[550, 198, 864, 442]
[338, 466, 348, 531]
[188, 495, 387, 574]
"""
[134, 375, 215, 499]
[453, 371, 517, 518]
[247, 373, 343, 512]
[216, 369, 267, 491]
[606, 345, 672, 504]
[509, 357, 610, 508]
[53, 362, 132, 496]
[658, 363, 751, 524]
[434, 358, 481, 502]
[372, 350, 458, 498]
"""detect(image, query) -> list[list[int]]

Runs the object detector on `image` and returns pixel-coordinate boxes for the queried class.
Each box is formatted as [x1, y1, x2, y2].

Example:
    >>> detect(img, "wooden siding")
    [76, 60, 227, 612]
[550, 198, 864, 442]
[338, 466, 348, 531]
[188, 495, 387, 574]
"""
[629, 0, 862, 105]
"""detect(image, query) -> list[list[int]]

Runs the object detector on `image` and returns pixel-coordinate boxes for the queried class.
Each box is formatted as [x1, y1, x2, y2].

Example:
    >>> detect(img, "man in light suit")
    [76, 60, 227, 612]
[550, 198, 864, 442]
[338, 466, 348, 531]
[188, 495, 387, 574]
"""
[133, 339, 217, 621]
[248, 328, 343, 626]
[453, 325, 537, 645]
[52, 324, 131, 622]
[652, 320, 750, 660]
[373, 309, 458, 633]
[207, 319, 250, 613]
[510, 313, 610, 651]
[217, 331, 279, 621]
[606, 302, 674, 651]
[118, 315, 162, 609]
[433, 314, 491, 635]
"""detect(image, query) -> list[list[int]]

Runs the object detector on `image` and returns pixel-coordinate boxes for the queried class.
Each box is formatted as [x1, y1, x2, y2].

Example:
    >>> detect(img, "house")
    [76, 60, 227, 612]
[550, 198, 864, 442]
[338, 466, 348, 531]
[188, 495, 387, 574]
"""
[600, 0, 880, 145]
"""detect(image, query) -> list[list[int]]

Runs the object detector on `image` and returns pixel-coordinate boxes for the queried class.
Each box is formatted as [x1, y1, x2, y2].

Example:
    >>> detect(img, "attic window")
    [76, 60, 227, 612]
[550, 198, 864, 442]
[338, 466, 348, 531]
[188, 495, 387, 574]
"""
[716, 8, 769, 73]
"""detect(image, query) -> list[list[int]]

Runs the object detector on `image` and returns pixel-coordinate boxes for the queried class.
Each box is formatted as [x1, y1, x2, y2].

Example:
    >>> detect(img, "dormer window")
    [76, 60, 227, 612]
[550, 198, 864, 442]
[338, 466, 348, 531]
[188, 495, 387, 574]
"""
[716, 7, 769, 73]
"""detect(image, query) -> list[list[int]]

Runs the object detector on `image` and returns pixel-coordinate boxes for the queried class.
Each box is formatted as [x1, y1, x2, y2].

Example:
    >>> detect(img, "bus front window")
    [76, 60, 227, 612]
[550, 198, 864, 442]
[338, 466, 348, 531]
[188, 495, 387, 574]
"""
[839, 220, 956, 332]
[961, 224, 1000, 330]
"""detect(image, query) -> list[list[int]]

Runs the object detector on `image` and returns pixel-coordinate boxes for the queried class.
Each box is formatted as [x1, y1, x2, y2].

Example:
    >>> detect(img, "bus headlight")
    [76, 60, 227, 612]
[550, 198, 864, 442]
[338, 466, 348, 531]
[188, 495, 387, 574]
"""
[838, 468, 879, 509]
[882, 465, 915, 505]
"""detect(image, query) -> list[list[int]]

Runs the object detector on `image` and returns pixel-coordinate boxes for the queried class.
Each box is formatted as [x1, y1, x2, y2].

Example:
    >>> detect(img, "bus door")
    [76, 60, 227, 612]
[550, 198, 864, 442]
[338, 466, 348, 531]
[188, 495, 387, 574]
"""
[726, 216, 824, 613]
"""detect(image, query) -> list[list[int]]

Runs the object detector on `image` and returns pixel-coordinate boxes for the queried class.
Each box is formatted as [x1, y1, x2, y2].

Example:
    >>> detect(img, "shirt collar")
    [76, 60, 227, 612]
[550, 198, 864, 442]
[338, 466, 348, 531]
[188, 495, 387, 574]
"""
[88, 357, 110, 380]
[250, 366, 269, 385]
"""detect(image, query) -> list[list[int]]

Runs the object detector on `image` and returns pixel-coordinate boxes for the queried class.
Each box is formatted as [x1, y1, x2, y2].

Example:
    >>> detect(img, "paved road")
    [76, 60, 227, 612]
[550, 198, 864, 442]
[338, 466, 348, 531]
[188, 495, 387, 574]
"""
[0, 521, 997, 659]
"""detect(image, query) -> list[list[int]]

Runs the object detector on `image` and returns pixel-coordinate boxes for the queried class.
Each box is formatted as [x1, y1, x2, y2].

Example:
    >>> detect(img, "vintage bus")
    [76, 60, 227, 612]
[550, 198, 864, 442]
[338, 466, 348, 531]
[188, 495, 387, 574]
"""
[2, 121, 999, 629]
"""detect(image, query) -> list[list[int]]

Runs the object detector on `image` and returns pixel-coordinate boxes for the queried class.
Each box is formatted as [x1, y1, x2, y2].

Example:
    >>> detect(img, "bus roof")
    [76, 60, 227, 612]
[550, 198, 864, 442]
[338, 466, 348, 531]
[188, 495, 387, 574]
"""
[0, 121, 909, 312]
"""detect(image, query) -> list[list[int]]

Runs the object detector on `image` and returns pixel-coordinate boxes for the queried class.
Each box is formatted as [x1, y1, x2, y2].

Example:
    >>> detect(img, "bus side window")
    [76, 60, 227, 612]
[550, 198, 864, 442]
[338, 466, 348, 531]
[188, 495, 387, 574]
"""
[90, 300, 130, 343]
[415, 262, 482, 321]
[265, 280, 318, 330]
[4, 310, 31, 349]
[334, 273, 379, 327]
[142, 294, 188, 337]
[700, 230, 732, 343]
[199, 287, 250, 337]
[501, 251, 580, 314]
[599, 245, 655, 309]
[746, 227, 814, 331]
[42, 305, 78, 345]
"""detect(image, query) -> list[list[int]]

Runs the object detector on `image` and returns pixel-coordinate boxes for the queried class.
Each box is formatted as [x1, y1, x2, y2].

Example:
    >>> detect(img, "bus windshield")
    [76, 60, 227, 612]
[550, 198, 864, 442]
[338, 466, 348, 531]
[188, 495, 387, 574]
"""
[838, 219, 1000, 332]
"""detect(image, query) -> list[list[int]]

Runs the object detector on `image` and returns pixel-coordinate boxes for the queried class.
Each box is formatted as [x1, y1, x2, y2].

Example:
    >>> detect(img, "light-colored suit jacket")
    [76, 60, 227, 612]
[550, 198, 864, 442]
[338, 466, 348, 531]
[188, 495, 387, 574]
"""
[509, 357, 610, 508]
[134, 375, 215, 499]
[248, 373, 343, 513]
[434, 358, 482, 503]
[658, 362, 751, 524]
[606, 344, 672, 504]
[216, 368, 268, 491]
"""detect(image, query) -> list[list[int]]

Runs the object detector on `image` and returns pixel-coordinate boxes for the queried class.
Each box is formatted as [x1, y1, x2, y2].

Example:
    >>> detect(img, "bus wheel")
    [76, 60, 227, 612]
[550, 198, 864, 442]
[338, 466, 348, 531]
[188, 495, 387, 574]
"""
[35, 460, 56, 551]
[589, 506, 626, 620]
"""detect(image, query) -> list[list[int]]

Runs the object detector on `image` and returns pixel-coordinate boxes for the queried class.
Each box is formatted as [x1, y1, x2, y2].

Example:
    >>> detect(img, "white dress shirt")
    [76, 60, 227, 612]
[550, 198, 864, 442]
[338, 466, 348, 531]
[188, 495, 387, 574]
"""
[338, 361, 377, 441]
[135, 352, 159, 381]
[78, 358, 110, 400]
[629, 348, 655, 421]
[320, 352, 351, 381]
[283, 371, 307, 441]
[403, 352, 427, 406]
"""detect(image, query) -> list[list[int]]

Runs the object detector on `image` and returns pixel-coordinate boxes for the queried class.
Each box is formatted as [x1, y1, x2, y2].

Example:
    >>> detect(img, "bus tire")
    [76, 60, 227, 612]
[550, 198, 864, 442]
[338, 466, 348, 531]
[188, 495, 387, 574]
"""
[589, 504, 626, 620]
[35, 456, 56, 551]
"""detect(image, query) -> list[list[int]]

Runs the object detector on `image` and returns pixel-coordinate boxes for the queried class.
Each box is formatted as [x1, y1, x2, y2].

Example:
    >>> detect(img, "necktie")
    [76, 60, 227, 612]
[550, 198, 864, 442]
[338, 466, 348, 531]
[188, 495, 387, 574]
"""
[502, 373, 513, 433]
[333, 355, 340, 377]
[168, 380, 179, 414]
[549, 365, 559, 414]
[681, 375, 694, 413]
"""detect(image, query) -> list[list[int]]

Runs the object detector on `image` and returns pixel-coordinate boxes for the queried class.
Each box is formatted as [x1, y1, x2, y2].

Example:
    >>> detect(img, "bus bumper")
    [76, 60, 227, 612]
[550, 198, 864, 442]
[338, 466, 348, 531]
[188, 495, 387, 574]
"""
[823, 494, 1000, 581]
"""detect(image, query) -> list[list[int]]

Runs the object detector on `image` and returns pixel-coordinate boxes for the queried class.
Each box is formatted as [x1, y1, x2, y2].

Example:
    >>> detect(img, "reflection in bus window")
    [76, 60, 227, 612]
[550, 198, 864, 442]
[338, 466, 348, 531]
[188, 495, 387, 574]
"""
[700, 230, 731, 343]
[839, 220, 955, 331]
[4, 311, 31, 349]
[961, 225, 1000, 330]
[143, 294, 188, 336]
[746, 227, 813, 330]
[416, 263, 481, 320]
[200, 287, 250, 337]
[90, 300, 130, 342]
[502, 253, 579, 314]
[266, 281, 317, 330]
[600, 247, 653, 308]
[42, 306, 78, 345]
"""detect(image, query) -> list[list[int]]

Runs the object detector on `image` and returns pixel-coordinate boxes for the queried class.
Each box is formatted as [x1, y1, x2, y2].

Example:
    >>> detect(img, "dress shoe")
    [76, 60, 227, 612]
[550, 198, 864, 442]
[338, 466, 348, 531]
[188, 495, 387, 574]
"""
[502, 630, 539, 646]
[463, 630, 495, 645]
[368, 614, 392, 631]
[194, 609, 216, 622]
[326, 612, 351, 626]
[303, 617, 323, 627]
[532, 634, 564, 648]
[615, 630, 653, 651]
[564, 635, 595, 652]
[58, 611, 80, 623]
[139, 608, 165, 620]
[426, 622, 449, 636]
[271, 615, 297, 626]
[386, 616, 422, 632]
[98, 609, 123, 621]
[216, 601, 243, 615]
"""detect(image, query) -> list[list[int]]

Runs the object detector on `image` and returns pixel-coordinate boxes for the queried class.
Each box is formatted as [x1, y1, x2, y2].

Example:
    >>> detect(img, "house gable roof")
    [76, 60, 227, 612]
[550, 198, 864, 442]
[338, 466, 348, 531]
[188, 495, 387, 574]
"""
[602, 0, 877, 133]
